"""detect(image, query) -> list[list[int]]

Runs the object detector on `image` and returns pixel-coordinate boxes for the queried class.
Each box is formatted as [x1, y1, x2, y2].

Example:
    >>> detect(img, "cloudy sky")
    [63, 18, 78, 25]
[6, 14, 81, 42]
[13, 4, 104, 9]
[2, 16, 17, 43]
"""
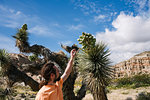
[0, 0, 150, 65]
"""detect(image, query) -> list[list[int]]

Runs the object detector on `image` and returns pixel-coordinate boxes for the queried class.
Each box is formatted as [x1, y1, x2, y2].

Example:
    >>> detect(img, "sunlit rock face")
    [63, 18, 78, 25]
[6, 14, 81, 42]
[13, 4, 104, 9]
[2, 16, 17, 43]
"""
[9, 53, 43, 83]
[113, 51, 150, 78]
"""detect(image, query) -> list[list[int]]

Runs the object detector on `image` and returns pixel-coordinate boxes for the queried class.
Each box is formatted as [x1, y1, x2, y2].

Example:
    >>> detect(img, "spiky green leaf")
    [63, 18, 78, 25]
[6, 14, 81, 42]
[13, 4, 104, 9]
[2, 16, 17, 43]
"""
[0, 49, 10, 68]
[77, 42, 113, 92]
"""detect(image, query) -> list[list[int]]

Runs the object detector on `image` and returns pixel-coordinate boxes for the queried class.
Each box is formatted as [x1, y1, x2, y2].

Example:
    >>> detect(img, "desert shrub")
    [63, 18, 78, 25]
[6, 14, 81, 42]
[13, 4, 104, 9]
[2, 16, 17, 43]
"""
[133, 74, 150, 84]
[109, 74, 150, 88]
[117, 77, 132, 86]
[110, 77, 132, 88]
[132, 74, 150, 88]
[136, 92, 150, 100]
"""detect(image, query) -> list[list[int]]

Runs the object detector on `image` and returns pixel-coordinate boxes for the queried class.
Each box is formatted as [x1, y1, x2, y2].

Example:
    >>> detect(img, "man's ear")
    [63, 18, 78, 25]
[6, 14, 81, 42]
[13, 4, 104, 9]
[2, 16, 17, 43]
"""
[50, 73, 55, 78]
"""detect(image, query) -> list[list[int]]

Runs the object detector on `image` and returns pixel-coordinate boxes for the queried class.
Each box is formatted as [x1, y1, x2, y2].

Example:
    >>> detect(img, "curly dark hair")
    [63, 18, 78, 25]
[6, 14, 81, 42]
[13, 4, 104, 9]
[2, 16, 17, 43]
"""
[39, 62, 56, 89]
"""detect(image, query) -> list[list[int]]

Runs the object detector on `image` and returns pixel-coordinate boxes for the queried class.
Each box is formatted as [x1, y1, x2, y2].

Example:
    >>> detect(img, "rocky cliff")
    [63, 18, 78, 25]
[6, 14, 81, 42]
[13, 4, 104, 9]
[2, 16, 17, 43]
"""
[113, 51, 150, 78]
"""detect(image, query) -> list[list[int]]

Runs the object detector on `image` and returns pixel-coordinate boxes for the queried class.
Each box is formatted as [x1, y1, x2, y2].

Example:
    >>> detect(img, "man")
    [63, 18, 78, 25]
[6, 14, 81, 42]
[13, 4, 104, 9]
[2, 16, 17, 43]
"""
[35, 49, 76, 100]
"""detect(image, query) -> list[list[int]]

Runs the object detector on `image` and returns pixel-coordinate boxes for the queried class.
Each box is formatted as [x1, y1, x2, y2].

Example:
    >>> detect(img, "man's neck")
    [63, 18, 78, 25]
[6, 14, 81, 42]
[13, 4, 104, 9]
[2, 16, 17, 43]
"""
[47, 81, 55, 85]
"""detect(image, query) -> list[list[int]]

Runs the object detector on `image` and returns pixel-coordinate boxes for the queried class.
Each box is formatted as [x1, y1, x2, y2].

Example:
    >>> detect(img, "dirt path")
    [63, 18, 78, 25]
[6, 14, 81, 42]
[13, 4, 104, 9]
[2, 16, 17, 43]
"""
[82, 87, 150, 100]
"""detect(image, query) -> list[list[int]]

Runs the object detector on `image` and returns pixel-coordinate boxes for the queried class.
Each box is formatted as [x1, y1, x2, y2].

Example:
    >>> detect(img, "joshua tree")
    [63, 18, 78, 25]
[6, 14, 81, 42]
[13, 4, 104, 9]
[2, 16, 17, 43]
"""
[0, 25, 112, 100]
[0, 24, 86, 100]
[0, 49, 39, 91]
[77, 32, 113, 100]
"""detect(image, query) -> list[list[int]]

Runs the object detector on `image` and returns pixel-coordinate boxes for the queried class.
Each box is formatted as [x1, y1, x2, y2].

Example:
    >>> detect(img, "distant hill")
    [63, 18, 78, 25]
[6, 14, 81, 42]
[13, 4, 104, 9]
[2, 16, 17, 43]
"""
[112, 51, 150, 78]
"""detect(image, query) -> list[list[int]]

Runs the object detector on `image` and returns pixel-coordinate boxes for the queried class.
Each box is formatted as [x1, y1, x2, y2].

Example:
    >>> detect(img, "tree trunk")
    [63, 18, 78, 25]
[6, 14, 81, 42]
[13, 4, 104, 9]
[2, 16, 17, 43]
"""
[62, 73, 86, 100]
[12, 27, 86, 99]
[6, 65, 39, 91]
[92, 86, 108, 100]
[76, 81, 86, 100]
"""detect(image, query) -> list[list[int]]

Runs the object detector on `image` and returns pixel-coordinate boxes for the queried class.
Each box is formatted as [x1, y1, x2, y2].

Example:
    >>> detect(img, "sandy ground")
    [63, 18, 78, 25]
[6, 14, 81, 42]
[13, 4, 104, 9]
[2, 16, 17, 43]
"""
[82, 87, 150, 100]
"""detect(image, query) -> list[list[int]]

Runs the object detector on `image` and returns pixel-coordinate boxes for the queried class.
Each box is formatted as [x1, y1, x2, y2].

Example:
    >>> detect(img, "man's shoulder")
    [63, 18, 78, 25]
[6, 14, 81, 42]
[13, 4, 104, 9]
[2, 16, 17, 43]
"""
[56, 78, 63, 86]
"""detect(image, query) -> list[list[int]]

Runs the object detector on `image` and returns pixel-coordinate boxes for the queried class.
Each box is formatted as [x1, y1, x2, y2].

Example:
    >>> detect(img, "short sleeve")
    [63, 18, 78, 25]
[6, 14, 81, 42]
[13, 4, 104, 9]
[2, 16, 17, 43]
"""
[59, 78, 63, 88]
[57, 78, 64, 100]
[56, 78, 63, 88]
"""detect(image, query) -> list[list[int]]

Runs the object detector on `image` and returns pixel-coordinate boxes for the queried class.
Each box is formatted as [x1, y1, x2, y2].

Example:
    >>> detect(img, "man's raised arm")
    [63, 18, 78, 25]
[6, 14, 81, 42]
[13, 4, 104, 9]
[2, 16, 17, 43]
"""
[61, 49, 76, 82]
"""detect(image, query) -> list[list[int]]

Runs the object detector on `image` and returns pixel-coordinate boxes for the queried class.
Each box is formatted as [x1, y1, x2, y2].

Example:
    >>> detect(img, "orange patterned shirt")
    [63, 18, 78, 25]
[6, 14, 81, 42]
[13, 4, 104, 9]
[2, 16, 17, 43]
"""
[35, 78, 63, 100]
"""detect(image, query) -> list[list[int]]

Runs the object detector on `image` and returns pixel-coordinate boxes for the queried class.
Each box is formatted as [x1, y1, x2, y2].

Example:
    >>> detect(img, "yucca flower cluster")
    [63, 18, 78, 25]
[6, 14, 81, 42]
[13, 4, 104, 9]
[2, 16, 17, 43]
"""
[77, 32, 96, 51]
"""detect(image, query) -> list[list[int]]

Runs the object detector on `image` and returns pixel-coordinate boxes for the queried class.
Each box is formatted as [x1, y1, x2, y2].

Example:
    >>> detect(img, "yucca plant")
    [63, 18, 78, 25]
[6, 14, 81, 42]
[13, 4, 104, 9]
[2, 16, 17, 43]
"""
[0, 49, 12, 99]
[12, 24, 30, 53]
[0, 49, 10, 74]
[77, 32, 96, 52]
[77, 33, 113, 100]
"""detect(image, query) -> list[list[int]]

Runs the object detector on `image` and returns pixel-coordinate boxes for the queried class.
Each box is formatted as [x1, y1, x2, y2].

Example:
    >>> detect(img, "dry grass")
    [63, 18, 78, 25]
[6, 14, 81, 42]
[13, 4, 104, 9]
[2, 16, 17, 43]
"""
[82, 86, 150, 100]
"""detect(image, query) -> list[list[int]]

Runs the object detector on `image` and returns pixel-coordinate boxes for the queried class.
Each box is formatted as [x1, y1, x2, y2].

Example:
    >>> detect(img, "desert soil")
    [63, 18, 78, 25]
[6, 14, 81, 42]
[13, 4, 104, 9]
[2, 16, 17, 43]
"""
[82, 86, 150, 100]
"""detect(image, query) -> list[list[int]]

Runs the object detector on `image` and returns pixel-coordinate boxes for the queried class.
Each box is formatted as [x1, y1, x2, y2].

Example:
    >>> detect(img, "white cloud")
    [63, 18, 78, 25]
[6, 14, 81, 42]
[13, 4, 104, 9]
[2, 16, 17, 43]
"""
[0, 5, 62, 37]
[52, 23, 60, 27]
[127, 0, 150, 17]
[72, 0, 100, 15]
[0, 5, 7, 11]
[96, 12, 150, 64]
[94, 15, 105, 22]
[28, 25, 51, 35]
[0, 5, 64, 53]
[9, 9, 15, 13]
[68, 24, 84, 31]
[28, 25, 63, 37]
[130, 0, 147, 10]
[74, 18, 80, 22]
[60, 41, 73, 46]
[0, 35, 19, 53]
[0, 5, 28, 28]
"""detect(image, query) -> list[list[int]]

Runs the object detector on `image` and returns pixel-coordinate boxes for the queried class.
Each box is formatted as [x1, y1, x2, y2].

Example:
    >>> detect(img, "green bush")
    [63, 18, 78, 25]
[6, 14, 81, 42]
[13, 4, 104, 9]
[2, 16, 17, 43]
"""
[133, 74, 150, 84]
[117, 77, 132, 85]
[136, 92, 150, 100]
[110, 74, 150, 89]
[132, 74, 150, 88]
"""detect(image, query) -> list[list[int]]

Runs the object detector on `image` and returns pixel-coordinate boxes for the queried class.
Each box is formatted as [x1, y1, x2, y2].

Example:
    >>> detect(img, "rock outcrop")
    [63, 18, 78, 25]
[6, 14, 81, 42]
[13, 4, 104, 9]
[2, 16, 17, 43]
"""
[113, 51, 150, 78]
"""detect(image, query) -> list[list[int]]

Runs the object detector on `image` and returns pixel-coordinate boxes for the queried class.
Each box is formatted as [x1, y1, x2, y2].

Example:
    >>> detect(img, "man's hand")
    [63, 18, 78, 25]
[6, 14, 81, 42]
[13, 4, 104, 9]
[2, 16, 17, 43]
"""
[70, 49, 76, 59]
